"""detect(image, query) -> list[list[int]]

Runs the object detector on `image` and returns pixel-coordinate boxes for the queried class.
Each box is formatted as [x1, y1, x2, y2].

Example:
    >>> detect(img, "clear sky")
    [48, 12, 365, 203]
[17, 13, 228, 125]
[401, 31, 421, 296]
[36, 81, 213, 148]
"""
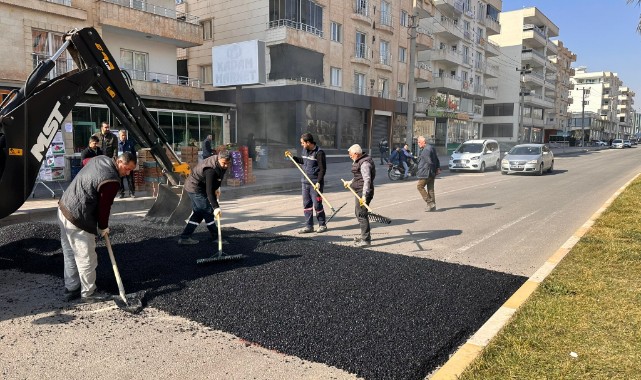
[502, 0, 641, 109]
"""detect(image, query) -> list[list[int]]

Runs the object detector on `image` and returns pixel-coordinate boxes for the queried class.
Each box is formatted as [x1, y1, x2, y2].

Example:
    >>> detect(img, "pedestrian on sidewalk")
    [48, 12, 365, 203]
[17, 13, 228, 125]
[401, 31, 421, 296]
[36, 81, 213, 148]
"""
[345, 144, 375, 247]
[416, 135, 440, 212]
[118, 130, 137, 198]
[92, 121, 118, 159]
[379, 137, 389, 165]
[80, 135, 103, 166]
[289, 133, 328, 234]
[58, 153, 137, 303]
[177, 151, 230, 245]
[202, 134, 214, 159]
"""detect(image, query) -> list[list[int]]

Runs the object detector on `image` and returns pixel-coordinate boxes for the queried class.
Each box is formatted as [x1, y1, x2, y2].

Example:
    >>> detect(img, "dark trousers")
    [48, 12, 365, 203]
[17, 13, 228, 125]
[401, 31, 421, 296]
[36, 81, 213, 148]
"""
[380, 150, 389, 164]
[180, 192, 217, 239]
[354, 192, 374, 241]
[302, 182, 326, 227]
[120, 173, 135, 195]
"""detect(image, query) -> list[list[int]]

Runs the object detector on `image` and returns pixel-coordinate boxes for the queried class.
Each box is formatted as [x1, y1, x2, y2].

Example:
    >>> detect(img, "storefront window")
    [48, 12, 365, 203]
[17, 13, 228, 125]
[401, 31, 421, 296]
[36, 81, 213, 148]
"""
[173, 113, 187, 149]
[187, 114, 200, 147]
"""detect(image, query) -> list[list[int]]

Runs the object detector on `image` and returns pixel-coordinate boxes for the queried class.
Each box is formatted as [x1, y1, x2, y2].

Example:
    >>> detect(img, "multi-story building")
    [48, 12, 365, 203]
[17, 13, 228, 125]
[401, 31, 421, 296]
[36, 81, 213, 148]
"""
[414, 0, 502, 153]
[184, 0, 437, 166]
[548, 39, 576, 138]
[618, 86, 635, 137]
[568, 67, 622, 141]
[483, 7, 558, 145]
[0, 0, 232, 168]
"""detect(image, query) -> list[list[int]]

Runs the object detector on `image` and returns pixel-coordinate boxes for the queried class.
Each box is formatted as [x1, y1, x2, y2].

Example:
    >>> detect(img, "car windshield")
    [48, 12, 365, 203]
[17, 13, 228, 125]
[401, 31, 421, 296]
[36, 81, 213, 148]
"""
[614, 139, 623, 143]
[455, 143, 483, 153]
[509, 146, 541, 155]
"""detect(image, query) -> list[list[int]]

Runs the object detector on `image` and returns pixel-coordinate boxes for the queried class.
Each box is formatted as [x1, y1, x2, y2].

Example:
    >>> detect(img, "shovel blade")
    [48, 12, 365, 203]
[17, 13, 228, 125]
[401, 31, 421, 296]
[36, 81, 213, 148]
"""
[145, 184, 181, 222]
[113, 291, 145, 314]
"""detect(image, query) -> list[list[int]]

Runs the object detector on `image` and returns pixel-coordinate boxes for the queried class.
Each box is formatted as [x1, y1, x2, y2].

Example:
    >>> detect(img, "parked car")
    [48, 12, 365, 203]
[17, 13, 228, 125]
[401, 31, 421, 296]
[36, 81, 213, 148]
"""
[501, 144, 554, 175]
[592, 140, 607, 146]
[624, 140, 632, 148]
[612, 139, 624, 149]
[449, 139, 501, 173]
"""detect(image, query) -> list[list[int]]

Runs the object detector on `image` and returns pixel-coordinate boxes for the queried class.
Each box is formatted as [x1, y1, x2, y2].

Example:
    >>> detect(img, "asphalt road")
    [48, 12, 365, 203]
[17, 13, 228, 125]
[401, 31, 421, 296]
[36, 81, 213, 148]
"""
[1, 147, 640, 379]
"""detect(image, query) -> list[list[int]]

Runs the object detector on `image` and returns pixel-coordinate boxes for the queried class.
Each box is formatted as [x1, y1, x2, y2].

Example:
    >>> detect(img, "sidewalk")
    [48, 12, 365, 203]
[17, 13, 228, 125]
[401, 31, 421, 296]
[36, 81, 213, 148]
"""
[3, 145, 607, 226]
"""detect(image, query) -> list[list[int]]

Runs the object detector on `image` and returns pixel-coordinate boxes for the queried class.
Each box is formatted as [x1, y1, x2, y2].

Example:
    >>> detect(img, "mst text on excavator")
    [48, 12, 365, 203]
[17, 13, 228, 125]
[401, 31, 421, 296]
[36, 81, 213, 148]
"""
[0, 27, 192, 223]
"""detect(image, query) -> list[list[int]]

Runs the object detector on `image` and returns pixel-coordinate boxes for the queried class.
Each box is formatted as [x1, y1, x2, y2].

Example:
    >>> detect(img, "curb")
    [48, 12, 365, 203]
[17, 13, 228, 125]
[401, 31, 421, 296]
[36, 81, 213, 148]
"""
[429, 172, 641, 379]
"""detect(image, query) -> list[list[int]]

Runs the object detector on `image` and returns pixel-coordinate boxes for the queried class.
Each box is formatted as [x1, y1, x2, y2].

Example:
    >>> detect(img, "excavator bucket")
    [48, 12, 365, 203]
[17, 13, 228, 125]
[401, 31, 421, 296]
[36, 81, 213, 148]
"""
[144, 184, 194, 225]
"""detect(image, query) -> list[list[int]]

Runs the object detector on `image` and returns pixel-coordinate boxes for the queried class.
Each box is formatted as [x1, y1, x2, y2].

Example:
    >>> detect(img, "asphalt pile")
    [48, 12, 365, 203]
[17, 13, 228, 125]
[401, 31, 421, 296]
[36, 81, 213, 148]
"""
[0, 221, 526, 380]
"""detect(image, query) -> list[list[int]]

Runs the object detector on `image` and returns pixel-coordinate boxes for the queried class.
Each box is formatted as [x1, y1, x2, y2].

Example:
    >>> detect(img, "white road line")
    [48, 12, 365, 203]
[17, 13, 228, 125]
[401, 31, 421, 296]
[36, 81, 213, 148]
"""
[453, 210, 539, 255]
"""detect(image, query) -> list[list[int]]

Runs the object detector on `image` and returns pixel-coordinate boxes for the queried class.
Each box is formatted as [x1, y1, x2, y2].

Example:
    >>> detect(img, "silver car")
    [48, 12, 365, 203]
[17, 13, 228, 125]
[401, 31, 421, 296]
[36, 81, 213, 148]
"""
[501, 144, 554, 175]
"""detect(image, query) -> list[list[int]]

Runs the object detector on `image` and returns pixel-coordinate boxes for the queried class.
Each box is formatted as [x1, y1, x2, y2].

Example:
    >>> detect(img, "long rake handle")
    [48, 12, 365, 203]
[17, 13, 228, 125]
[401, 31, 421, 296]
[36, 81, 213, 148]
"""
[341, 179, 374, 213]
[285, 153, 335, 210]
[216, 213, 222, 253]
[104, 234, 127, 303]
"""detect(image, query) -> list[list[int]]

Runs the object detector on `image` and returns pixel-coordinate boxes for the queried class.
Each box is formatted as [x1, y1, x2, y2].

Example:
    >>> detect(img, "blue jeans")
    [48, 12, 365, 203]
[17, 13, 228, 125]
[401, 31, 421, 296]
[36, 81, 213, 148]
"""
[302, 182, 326, 227]
[180, 192, 217, 239]
[402, 162, 409, 177]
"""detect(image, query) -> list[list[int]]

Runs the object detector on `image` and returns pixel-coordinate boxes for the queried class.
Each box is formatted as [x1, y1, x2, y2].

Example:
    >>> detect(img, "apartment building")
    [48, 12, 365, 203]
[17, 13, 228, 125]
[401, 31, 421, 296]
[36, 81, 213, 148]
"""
[415, 0, 502, 153]
[568, 67, 622, 141]
[0, 0, 232, 162]
[548, 39, 576, 136]
[618, 86, 635, 137]
[483, 7, 558, 144]
[183, 0, 436, 166]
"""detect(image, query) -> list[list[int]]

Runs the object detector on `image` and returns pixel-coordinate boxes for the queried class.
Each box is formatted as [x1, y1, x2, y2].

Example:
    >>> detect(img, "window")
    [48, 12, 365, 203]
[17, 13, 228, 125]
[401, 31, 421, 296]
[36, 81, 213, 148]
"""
[120, 49, 148, 81]
[269, 0, 323, 37]
[32, 29, 74, 79]
[201, 19, 214, 40]
[330, 67, 342, 87]
[483, 103, 514, 116]
[400, 10, 409, 27]
[482, 123, 513, 137]
[378, 78, 389, 98]
[355, 0, 369, 16]
[380, 1, 392, 27]
[380, 40, 390, 65]
[398, 46, 407, 63]
[200, 65, 212, 84]
[355, 32, 367, 58]
[354, 72, 366, 95]
[397, 82, 406, 99]
[330, 22, 342, 42]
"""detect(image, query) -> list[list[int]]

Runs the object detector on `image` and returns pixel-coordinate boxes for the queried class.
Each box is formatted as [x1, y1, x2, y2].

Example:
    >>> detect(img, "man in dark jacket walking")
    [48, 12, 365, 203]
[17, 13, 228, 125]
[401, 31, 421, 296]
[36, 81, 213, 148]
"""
[118, 130, 137, 198]
[288, 133, 327, 234]
[345, 144, 375, 247]
[93, 121, 118, 159]
[379, 137, 389, 165]
[178, 151, 231, 245]
[58, 153, 137, 303]
[416, 135, 441, 212]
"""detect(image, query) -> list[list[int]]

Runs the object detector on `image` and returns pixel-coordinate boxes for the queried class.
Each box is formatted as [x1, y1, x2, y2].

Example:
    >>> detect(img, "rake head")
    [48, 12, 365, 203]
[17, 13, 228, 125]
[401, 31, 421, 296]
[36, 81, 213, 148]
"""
[196, 251, 246, 264]
[359, 211, 392, 224]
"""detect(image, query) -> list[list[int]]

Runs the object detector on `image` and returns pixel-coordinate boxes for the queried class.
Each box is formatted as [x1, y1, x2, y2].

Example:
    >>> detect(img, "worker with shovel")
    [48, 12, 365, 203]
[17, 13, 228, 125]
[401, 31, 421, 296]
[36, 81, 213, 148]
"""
[177, 150, 231, 245]
[57, 152, 137, 303]
[287, 133, 328, 234]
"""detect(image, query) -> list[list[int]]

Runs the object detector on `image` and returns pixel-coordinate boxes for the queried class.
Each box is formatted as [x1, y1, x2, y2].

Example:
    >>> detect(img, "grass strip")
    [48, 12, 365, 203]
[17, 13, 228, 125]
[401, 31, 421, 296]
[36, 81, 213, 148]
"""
[459, 177, 641, 379]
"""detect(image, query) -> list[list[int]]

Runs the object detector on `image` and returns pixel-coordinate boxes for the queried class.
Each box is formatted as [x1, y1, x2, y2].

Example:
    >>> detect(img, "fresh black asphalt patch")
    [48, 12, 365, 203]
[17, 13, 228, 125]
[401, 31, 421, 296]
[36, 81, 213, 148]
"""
[0, 222, 526, 380]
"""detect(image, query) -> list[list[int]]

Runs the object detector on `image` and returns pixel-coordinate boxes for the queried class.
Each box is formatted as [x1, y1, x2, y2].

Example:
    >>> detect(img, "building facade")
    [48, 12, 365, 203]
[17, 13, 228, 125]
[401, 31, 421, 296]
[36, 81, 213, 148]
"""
[618, 86, 635, 138]
[0, 0, 232, 169]
[548, 39, 576, 138]
[483, 7, 558, 145]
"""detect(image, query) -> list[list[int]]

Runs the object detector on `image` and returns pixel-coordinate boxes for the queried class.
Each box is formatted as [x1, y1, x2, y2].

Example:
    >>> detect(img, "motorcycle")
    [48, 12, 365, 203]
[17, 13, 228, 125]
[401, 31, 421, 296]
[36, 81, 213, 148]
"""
[387, 157, 418, 181]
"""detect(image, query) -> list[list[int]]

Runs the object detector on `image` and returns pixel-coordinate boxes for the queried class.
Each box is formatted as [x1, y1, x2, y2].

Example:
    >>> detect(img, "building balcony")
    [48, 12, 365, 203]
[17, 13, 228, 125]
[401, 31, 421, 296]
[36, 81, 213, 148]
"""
[485, 15, 501, 36]
[265, 22, 324, 51]
[416, 27, 434, 51]
[351, 43, 372, 66]
[524, 93, 554, 109]
[415, 96, 429, 114]
[351, 2, 373, 24]
[545, 62, 557, 73]
[484, 86, 497, 99]
[523, 116, 545, 128]
[521, 49, 546, 67]
[524, 71, 545, 87]
[546, 40, 558, 55]
[98, 0, 202, 48]
[431, 73, 463, 92]
[569, 68, 576, 76]
[378, 12, 394, 33]
[433, 15, 463, 40]
[415, 62, 433, 82]
[522, 24, 546, 48]
[484, 63, 499, 78]
[416, 0, 436, 19]
[484, 39, 500, 57]
[430, 47, 463, 65]
[374, 52, 393, 72]
[434, 0, 464, 17]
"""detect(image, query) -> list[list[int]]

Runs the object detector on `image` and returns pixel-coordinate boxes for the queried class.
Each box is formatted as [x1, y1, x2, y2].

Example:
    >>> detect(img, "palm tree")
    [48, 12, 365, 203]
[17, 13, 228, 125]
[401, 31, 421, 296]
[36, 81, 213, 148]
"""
[629, 0, 641, 32]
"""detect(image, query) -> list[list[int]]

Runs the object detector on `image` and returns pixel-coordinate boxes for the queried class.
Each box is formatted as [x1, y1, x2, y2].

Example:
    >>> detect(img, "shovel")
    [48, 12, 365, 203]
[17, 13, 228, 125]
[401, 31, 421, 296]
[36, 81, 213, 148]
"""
[196, 213, 245, 264]
[104, 234, 144, 314]
[285, 151, 346, 223]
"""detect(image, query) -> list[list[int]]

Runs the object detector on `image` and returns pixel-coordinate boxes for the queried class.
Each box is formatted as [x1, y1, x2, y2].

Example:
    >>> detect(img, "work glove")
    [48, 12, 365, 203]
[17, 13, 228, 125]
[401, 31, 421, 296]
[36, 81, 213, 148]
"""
[343, 179, 353, 189]
[313, 182, 320, 191]
[359, 196, 367, 207]
[97, 227, 110, 238]
[213, 208, 222, 218]
[284, 150, 292, 158]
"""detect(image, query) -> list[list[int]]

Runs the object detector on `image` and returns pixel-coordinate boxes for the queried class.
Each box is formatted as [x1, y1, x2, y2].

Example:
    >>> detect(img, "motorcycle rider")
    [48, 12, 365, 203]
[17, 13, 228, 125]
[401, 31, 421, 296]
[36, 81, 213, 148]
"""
[401, 144, 413, 179]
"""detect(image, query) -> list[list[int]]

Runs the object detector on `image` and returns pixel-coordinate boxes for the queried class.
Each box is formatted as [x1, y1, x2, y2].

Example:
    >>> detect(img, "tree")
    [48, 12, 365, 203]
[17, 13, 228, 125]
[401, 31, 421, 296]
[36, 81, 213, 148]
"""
[628, 0, 641, 32]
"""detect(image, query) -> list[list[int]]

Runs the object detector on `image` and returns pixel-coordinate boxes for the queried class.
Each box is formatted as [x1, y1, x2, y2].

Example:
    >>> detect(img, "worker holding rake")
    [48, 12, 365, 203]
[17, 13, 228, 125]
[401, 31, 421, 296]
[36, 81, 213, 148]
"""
[345, 144, 375, 247]
[287, 133, 328, 234]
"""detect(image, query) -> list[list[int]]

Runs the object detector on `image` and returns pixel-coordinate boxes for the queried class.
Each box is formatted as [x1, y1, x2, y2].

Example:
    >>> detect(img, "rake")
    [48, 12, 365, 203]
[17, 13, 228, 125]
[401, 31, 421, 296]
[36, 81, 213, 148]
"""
[196, 213, 245, 264]
[285, 151, 346, 224]
[340, 179, 392, 225]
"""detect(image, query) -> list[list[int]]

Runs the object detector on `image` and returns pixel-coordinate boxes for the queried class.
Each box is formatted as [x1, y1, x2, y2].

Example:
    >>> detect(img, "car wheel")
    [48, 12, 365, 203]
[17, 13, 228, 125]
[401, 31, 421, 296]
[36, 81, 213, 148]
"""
[537, 163, 544, 176]
[479, 162, 485, 173]
[547, 160, 554, 173]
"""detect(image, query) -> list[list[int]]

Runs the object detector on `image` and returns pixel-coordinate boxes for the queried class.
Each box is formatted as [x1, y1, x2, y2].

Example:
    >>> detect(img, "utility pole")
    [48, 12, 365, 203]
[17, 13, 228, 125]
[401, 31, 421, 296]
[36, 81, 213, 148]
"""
[580, 87, 588, 146]
[517, 68, 531, 143]
[406, 9, 418, 148]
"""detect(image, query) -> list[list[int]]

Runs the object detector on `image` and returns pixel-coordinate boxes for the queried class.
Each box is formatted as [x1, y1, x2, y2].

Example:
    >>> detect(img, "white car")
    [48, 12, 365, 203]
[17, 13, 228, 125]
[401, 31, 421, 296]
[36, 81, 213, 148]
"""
[501, 144, 554, 176]
[449, 139, 501, 173]
[612, 139, 624, 149]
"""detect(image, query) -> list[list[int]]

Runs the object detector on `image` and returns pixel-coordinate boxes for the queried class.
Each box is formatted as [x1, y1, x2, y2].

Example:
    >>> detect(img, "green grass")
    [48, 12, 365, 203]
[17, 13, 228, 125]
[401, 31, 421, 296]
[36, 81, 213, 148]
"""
[459, 178, 641, 380]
